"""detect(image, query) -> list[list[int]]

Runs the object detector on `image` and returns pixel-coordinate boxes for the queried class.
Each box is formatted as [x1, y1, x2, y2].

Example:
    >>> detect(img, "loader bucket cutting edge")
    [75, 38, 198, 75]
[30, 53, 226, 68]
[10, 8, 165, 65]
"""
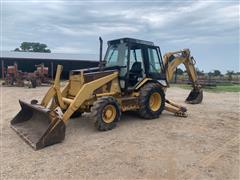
[185, 88, 203, 104]
[10, 100, 66, 150]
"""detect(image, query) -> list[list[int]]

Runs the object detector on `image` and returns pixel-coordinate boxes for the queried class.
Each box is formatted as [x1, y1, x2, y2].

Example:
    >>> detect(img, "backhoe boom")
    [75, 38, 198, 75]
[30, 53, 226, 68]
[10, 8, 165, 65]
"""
[163, 49, 203, 104]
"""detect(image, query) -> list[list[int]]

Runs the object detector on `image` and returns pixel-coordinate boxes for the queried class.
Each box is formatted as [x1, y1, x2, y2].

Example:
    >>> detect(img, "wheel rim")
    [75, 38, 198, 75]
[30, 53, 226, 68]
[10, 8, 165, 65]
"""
[102, 104, 117, 123]
[149, 92, 161, 111]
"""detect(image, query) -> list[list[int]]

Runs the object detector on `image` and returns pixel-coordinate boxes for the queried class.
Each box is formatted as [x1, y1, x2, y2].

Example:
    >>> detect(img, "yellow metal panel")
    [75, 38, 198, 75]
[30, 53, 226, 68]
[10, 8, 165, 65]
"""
[62, 72, 119, 123]
[68, 74, 84, 96]
[62, 97, 73, 104]
[134, 78, 152, 90]
[110, 77, 121, 93]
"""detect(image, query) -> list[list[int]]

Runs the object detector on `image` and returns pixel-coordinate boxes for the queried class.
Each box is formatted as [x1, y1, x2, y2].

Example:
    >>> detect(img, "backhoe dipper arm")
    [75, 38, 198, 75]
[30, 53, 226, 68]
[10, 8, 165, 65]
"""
[163, 49, 203, 104]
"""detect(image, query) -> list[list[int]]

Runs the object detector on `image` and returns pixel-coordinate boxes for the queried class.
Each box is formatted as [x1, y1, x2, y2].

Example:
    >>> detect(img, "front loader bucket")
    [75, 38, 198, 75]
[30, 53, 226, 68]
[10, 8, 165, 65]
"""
[185, 88, 203, 104]
[11, 100, 66, 150]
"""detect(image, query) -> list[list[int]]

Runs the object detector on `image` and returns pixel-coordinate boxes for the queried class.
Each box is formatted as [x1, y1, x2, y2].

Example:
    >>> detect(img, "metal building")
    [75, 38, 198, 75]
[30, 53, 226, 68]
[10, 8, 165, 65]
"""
[0, 51, 99, 79]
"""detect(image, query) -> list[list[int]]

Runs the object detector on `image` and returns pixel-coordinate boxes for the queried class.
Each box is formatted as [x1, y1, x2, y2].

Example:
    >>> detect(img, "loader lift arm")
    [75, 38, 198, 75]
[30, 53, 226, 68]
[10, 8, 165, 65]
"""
[11, 65, 120, 150]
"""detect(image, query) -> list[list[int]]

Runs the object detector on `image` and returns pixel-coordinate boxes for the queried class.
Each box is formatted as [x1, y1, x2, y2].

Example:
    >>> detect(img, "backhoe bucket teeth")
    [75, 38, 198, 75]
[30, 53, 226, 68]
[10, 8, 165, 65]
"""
[185, 88, 203, 104]
[10, 100, 66, 150]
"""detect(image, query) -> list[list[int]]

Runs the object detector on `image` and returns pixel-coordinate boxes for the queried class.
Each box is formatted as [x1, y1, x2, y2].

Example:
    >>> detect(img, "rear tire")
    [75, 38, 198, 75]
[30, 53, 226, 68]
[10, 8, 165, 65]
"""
[91, 96, 121, 131]
[138, 83, 165, 119]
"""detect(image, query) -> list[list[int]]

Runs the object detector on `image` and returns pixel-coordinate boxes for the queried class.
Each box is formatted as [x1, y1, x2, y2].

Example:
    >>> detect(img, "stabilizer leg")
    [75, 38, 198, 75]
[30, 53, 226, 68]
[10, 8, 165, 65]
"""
[164, 99, 187, 117]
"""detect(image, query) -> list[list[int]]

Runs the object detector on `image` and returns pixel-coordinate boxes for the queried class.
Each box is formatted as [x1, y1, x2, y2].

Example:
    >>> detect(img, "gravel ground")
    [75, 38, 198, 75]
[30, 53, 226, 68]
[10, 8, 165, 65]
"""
[0, 85, 239, 180]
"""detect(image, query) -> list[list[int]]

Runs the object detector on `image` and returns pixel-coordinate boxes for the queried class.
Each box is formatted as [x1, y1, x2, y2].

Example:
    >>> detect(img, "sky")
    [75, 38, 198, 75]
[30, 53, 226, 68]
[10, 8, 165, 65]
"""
[1, 0, 239, 73]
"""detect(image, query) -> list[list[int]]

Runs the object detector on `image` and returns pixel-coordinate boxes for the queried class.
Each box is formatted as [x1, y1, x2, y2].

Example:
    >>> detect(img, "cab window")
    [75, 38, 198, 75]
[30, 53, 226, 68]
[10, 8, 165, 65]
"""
[130, 49, 143, 64]
[148, 48, 161, 73]
[105, 43, 127, 67]
[105, 46, 119, 67]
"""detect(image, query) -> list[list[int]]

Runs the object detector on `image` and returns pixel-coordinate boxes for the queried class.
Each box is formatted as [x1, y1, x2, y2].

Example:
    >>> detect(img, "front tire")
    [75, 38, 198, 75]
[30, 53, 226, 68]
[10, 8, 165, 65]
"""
[138, 83, 165, 119]
[91, 96, 121, 131]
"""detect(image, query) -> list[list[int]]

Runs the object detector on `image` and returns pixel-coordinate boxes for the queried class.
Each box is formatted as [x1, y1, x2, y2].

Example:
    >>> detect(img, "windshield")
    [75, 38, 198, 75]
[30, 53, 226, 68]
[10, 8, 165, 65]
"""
[104, 43, 128, 67]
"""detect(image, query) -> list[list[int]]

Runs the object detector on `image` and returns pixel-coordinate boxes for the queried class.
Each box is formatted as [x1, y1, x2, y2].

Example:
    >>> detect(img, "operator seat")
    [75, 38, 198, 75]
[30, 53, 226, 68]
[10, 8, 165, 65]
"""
[129, 62, 143, 86]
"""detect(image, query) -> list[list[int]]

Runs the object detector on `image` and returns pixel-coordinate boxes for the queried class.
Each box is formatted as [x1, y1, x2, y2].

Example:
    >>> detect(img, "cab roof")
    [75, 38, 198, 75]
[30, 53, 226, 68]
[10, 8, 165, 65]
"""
[107, 38, 154, 46]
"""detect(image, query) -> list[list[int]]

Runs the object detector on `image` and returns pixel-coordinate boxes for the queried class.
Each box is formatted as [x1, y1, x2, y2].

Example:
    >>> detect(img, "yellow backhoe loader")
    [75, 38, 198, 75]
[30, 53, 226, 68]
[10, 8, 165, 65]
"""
[11, 38, 203, 150]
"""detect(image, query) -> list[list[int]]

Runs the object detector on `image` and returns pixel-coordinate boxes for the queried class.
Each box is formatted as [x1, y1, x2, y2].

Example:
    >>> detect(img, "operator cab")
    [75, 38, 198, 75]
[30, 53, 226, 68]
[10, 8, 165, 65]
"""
[104, 38, 166, 90]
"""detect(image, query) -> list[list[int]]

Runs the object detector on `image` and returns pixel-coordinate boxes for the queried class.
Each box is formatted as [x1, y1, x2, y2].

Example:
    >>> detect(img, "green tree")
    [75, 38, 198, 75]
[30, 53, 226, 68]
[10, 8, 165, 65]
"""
[226, 70, 234, 81]
[213, 70, 221, 76]
[196, 68, 204, 76]
[14, 42, 51, 53]
[208, 72, 214, 76]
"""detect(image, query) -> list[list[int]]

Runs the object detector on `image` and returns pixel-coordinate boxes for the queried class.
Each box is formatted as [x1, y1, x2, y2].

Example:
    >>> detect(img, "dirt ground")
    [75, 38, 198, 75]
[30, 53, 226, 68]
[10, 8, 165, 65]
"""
[0, 85, 239, 180]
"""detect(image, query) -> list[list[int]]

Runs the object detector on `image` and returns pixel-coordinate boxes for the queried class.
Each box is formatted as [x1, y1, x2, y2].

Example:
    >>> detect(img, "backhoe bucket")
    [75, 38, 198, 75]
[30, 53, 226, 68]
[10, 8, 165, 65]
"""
[185, 88, 203, 104]
[11, 100, 66, 150]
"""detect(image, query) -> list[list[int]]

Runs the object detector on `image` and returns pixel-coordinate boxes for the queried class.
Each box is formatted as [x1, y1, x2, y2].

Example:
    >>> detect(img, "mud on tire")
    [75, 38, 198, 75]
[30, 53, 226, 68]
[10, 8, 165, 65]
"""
[138, 83, 165, 119]
[91, 96, 121, 131]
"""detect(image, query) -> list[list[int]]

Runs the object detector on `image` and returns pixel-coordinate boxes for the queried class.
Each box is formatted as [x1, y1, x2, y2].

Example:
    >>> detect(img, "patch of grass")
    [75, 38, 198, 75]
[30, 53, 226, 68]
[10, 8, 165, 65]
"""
[171, 84, 240, 92]
[171, 84, 192, 90]
[207, 85, 240, 92]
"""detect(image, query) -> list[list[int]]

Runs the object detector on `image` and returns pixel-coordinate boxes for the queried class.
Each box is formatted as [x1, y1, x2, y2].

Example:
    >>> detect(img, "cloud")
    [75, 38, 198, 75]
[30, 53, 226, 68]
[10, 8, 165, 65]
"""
[3, 1, 238, 43]
[2, 0, 239, 72]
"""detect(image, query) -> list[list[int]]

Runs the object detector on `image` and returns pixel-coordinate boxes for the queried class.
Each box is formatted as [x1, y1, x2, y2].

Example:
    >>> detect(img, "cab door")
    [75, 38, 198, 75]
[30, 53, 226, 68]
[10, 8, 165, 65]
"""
[125, 43, 145, 89]
[145, 46, 166, 80]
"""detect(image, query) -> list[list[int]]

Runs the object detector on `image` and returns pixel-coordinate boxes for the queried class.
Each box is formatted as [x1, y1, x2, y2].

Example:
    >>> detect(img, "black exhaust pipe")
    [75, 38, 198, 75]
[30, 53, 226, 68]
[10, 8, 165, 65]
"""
[99, 36, 103, 62]
[99, 37, 104, 70]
